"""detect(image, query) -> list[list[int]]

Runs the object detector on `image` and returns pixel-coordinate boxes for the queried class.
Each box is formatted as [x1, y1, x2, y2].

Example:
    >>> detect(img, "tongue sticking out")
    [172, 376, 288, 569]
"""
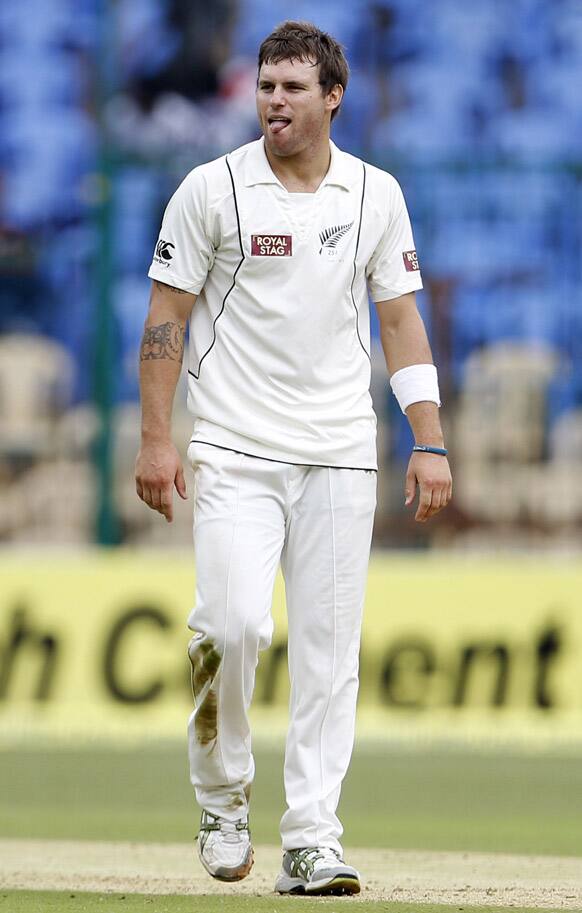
[270, 120, 289, 134]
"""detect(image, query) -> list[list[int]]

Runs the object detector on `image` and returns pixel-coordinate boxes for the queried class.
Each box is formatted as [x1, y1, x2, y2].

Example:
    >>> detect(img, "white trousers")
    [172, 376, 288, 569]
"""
[186, 441, 376, 852]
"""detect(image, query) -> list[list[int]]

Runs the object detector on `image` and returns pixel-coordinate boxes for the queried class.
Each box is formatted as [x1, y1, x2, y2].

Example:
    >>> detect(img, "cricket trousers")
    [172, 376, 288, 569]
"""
[186, 441, 376, 853]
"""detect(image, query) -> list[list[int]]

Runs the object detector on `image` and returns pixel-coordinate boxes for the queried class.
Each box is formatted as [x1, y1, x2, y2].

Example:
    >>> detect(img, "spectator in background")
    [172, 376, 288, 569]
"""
[107, 0, 243, 155]
[0, 1, 97, 368]
[489, 50, 577, 161]
[0, 178, 48, 336]
[137, 0, 238, 102]
[341, 3, 406, 153]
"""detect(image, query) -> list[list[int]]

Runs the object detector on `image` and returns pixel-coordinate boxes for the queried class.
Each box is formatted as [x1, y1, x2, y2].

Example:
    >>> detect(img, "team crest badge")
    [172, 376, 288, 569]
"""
[318, 221, 354, 260]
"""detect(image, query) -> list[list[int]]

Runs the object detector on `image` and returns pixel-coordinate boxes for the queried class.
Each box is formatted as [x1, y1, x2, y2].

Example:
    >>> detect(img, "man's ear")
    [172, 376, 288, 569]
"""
[326, 83, 344, 115]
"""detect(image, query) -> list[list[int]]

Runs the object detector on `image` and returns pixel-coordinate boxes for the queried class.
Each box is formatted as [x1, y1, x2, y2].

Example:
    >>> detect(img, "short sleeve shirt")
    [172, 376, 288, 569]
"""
[148, 139, 422, 469]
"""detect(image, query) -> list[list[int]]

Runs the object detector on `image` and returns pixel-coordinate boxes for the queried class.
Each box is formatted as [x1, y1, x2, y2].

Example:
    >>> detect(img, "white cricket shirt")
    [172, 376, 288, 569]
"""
[148, 139, 423, 469]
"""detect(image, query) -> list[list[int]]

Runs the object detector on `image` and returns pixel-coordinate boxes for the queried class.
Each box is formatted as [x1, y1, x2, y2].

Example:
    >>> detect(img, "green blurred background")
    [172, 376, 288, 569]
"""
[4, 741, 582, 857]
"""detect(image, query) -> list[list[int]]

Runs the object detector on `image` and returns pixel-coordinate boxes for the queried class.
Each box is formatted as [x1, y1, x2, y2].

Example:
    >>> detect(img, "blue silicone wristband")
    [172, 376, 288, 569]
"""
[412, 444, 448, 456]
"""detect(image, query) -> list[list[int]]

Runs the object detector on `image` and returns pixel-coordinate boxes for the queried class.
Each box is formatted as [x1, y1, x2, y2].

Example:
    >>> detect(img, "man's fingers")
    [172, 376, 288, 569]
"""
[147, 483, 167, 516]
[160, 485, 174, 523]
[149, 486, 162, 511]
[140, 481, 174, 519]
[444, 483, 453, 507]
[141, 486, 153, 509]
[145, 487, 162, 513]
[425, 484, 451, 518]
[415, 486, 433, 522]
[404, 470, 416, 506]
[431, 487, 446, 513]
[176, 465, 188, 500]
[135, 444, 184, 518]
[407, 450, 453, 522]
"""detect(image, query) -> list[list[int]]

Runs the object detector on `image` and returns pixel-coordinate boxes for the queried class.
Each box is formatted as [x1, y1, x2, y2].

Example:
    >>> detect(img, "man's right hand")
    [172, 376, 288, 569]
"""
[135, 439, 188, 523]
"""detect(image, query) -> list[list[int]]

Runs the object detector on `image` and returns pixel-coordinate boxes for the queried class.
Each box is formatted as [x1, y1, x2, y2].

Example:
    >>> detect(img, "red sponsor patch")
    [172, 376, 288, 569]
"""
[403, 250, 420, 272]
[251, 234, 292, 257]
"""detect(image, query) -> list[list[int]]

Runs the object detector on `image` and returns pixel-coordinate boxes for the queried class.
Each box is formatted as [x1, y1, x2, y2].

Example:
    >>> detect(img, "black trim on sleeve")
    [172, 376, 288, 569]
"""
[350, 163, 370, 362]
[189, 155, 245, 380]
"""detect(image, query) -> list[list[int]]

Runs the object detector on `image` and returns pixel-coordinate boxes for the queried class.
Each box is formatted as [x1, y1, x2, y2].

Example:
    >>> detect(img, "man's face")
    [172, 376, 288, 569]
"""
[256, 57, 340, 158]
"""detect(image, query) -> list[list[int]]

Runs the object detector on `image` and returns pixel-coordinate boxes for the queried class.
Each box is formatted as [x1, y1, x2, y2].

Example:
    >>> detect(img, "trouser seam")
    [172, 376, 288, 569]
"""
[316, 467, 338, 846]
[215, 451, 245, 788]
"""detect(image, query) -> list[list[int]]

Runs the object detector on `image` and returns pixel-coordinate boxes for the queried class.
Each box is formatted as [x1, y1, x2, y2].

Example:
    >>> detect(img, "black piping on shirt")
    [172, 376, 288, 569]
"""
[189, 155, 245, 380]
[350, 163, 370, 362]
[188, 439, 377, 472]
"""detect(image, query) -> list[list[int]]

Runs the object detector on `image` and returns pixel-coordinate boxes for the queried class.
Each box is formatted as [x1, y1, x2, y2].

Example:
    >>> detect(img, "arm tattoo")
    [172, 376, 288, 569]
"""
[140, 322, 185, 362]
[154, 280, 189, 295]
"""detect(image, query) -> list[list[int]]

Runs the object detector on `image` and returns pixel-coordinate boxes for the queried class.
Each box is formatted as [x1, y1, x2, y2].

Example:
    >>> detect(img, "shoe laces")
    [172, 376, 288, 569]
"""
[217, 820, 248, 845]
[304, 846, 341, 867]
[200, 812, 249, 845]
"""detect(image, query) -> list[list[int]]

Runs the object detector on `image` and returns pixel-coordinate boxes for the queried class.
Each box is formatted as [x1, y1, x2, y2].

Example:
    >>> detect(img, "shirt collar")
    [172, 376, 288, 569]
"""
[243, 138, 355, 191]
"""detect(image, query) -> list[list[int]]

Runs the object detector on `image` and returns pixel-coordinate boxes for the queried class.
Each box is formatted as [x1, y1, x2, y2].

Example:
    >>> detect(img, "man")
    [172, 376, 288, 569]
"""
[136, 20, 451, 897]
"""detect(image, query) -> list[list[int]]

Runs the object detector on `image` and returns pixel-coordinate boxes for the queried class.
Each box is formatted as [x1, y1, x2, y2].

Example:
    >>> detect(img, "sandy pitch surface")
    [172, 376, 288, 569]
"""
[1, 840, 582, 909]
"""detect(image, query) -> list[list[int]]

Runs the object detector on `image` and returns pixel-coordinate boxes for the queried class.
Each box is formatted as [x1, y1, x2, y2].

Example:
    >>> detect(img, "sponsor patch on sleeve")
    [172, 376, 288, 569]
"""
[403, 250, 420, 272]
[153, 239, 175, 267]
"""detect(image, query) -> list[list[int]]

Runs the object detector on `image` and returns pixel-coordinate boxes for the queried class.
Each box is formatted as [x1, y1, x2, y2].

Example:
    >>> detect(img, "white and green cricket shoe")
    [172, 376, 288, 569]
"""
[197, 810, 254, 882]
[275, 846, 361, 895]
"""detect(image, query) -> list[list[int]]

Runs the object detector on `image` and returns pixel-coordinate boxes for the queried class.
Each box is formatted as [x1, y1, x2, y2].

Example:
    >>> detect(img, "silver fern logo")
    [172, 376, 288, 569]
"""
[318, 221, 354, 255]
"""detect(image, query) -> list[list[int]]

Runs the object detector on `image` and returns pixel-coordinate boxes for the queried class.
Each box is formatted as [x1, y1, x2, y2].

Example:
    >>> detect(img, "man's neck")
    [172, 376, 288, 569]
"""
[264, 140, 332, 194]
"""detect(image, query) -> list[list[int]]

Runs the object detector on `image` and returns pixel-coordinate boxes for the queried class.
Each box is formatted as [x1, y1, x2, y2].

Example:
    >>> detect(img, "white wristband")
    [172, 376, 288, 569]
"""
[390, 363, 441, 414]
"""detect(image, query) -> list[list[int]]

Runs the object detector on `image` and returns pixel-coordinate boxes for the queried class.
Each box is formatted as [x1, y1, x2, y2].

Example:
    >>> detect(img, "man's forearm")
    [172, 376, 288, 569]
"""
[139, 318, 185, 442]
[375, 279, 452, 522]
[378, 298, 445, 446]
[380, 304, 433, 374]
[405, 401, 445, 447]
[138, 280, 196, 443]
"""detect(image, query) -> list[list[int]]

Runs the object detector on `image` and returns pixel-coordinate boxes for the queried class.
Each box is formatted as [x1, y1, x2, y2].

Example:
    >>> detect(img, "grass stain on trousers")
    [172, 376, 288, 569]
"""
[189, 638, 222, 746]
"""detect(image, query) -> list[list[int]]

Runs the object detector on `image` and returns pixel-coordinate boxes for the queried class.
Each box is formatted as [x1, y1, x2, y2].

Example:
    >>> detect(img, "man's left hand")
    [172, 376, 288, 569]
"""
[404, 452, 452, 523]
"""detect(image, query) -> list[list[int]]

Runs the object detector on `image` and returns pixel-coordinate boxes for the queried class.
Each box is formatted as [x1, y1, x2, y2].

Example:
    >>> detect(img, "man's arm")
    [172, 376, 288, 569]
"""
[135, 280, 197, 522]
[375, 291, 452, 523]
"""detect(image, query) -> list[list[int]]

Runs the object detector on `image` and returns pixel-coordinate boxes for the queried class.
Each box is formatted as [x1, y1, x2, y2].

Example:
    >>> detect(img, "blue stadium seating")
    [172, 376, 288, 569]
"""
[0, 0, 580, 414]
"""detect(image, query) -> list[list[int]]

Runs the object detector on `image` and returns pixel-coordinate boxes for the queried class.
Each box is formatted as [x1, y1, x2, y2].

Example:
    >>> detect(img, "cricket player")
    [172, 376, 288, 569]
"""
[136, 20, 452, 896]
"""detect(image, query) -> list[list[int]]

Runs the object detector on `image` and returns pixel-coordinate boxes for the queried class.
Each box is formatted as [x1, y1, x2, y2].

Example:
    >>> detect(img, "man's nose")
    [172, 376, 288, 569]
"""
[271, 86, 286, 106]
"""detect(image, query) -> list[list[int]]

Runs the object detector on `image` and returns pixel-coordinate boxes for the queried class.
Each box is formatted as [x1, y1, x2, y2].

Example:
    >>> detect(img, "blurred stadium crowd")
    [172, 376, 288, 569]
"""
[0, 0, 581, 549]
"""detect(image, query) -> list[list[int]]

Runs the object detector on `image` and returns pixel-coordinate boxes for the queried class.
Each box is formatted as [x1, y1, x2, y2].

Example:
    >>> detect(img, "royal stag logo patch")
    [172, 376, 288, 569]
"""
[403, 250, 420, 272]
[251, 234, 293, 256]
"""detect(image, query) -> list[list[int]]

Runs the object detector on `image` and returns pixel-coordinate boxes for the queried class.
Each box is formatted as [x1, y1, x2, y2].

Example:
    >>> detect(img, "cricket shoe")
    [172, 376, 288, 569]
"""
[275, 846, 361, 895]
[197, 809, 254, 882]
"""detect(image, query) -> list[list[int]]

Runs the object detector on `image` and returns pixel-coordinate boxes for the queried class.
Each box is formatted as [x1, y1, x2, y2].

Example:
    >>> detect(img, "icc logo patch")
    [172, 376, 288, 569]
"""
[251, 234, 292, 256]
[403, 250, 420, 272]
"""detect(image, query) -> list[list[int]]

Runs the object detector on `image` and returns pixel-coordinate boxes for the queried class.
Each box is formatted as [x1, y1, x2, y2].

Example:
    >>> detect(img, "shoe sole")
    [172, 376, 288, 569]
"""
[275, 873, 361, 896]
[197, 843, 254, 883]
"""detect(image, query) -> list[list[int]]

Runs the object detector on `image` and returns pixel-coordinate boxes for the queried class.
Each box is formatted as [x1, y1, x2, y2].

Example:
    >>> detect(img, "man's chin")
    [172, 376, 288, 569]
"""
[263, 133, 296, 158]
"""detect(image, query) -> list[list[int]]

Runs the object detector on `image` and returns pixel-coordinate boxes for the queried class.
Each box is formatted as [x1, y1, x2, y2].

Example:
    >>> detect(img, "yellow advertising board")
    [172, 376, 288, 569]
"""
[1, 551, 582, 747]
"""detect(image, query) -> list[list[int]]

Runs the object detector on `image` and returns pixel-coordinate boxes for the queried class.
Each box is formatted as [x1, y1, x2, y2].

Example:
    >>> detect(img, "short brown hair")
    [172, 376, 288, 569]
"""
[258, 20, 349, 121]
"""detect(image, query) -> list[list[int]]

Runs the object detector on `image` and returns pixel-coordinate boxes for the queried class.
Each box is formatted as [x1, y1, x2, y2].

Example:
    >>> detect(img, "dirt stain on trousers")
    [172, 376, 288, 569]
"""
[188, 638, 221, 746]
